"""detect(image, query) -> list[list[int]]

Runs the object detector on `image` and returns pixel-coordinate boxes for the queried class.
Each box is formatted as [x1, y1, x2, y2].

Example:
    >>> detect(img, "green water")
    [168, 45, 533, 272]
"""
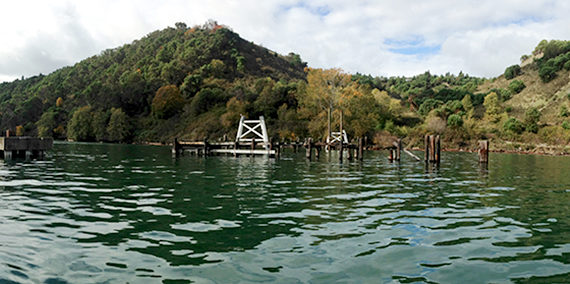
[0, 142, 569, 283]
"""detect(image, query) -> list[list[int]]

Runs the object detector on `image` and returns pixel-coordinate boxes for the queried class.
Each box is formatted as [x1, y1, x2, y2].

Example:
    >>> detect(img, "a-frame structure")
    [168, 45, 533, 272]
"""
[236, 115, 270, 150]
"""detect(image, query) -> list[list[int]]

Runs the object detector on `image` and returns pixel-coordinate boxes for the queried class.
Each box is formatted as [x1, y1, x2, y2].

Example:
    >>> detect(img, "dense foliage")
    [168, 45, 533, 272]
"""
[533, 40, 570, 82]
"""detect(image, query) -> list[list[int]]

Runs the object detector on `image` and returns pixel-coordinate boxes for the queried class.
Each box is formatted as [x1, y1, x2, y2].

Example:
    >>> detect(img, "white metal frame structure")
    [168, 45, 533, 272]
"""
[327, 130, 348, 145]
[236, 115, 270, 150]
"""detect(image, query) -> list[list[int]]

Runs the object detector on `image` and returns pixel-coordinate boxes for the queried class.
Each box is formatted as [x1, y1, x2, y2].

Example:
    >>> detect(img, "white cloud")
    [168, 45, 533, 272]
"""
[1, 0, 569, 82]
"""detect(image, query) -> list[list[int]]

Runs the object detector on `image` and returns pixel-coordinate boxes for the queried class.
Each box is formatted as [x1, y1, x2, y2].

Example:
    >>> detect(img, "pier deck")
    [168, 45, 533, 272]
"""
[0, 137, 53, 159]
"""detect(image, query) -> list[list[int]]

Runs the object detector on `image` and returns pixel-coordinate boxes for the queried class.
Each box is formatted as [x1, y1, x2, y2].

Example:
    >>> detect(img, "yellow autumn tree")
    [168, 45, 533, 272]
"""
[15, 125, 24, 136]
[56, 97, 64, 108]
[298, 68, 351, 138]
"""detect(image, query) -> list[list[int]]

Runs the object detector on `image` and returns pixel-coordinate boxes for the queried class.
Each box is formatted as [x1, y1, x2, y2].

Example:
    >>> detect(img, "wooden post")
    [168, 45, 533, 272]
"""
[339, 110, 343, 162]
[172, 138, 180, 156]
[5, 130, 10, 138]
[479, 140, 489, 163]
[429, 135, 436, 162]
[328, 107, 332, 151]
[358, 137, 364, 161]
[315, 144, 321, 158]
[353, 142, 357, 160]
[424, 135, 430, 163]
[294, 138, 299, 153]
[347, 140, 353, 160]
[389, 149, 394, 161]
[203, 138, 209, 156]
[251, 138, 256, 156]
[396, 138, 402, 161]
[234, 141, 239, 157]
[339, 139, 344, 162]
[306, 138, 313, 159]
[435, 135, 441, 164]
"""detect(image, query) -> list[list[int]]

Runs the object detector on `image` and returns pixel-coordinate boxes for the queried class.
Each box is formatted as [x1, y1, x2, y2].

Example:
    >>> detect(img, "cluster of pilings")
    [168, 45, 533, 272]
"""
[174, 134, 493, 167]
[424, 135, 441, 164]
[303, 137, 365, 162]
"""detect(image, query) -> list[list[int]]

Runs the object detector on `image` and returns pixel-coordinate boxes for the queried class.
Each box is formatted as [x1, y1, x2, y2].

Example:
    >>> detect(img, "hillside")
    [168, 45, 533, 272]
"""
[0, 21, 307, 142]
[1, 22, 569, 152]
[479, 58, 570, 126]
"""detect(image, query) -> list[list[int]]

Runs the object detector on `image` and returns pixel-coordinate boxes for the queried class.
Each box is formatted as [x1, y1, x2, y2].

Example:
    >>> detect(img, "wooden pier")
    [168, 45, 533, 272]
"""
[173, 139, 277, 157]
[0, 136, 53, 159]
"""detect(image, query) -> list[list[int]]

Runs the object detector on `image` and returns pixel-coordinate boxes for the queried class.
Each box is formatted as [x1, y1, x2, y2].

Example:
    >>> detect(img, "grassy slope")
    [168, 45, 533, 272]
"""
[478, 64, 570, 125]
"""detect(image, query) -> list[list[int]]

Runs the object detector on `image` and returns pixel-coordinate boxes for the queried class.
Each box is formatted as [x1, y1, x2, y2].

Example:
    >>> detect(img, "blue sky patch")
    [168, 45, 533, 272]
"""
[280, 2, 331, 17]
[385, 37, 441, 56]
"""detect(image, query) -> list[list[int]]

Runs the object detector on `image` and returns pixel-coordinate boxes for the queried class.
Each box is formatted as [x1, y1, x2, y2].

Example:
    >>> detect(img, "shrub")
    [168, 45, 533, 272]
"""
[447, 114, 463, 128]
[189, 87, 229, 116]
[504, 64, 522, 80]
[418, 98, 443, 116]
[562, 121, 570, 130]
[524, 107, 541, 133]
[483, 92, 502, 120]
[560, 106, 569, 117]
[508, 80, 526, 94]
[539, 62, 557, 82]
[503, 117, 524, 134]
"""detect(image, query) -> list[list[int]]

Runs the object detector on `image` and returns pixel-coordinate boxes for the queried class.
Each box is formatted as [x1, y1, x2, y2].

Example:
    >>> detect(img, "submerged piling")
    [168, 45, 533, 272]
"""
[479, 140, 489, 163]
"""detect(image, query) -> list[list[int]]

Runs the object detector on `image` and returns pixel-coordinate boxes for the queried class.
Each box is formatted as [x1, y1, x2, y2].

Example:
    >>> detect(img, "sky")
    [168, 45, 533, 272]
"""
[1, 0, 569, 83]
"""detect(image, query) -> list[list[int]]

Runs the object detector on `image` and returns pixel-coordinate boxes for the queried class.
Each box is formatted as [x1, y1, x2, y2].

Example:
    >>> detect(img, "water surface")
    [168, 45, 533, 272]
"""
[0, 143, 569, 283]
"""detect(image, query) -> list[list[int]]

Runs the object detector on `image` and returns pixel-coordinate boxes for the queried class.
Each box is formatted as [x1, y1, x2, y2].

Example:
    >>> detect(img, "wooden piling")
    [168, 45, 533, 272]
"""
[172, 138, 181, 156]
[315, 144, 321, 158]
[251, 138, 256, 156]
[339, 110, 343, 162]
[276, 141, 281, 158]
[396, 138, 402, 161]
[479, 140, 489, 163]
[424, 135, 430, 163]
[234, 141, 239, 157]
[306, 138, 313, 159]
[435, 135, 441, 164]
[389, 149, 394, 161]
[339, 140, 344, 162]
[203, 138, 209, 156]
[358, 137, 363, 161]
[294, 138, 299, 153]
[429, 135, 435, 163]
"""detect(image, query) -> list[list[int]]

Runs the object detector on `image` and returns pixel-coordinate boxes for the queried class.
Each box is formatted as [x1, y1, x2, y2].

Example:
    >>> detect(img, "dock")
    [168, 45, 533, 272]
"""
[0, 136, 53, 159]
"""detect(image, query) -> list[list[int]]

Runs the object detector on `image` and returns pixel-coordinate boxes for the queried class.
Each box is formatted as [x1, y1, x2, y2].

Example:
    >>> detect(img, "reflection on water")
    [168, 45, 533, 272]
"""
[0, 142, 569, 283]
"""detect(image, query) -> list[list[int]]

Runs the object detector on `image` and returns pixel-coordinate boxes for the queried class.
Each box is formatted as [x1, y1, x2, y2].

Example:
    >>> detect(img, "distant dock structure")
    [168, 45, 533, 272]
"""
[173, 116, 277, 157]
[1, 131, 53, 159]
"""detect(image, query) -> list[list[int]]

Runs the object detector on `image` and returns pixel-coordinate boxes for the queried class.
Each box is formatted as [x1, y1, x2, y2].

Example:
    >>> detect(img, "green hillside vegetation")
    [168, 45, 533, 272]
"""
[1, 22, 569, 153]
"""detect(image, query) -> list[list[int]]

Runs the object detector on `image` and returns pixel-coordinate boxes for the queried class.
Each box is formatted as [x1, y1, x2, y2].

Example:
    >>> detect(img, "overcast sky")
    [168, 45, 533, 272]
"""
[1, 0, 569, 83]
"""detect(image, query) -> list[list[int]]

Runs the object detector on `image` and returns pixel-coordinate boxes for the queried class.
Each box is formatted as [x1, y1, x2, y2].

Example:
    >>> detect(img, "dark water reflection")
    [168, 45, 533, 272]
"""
[0, 142, 569, 283]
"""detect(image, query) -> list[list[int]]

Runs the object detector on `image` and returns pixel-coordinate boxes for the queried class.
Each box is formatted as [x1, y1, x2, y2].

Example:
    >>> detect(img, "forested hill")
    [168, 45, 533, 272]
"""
[2, 21, 570, 151]
[0, 21, 307, 142]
